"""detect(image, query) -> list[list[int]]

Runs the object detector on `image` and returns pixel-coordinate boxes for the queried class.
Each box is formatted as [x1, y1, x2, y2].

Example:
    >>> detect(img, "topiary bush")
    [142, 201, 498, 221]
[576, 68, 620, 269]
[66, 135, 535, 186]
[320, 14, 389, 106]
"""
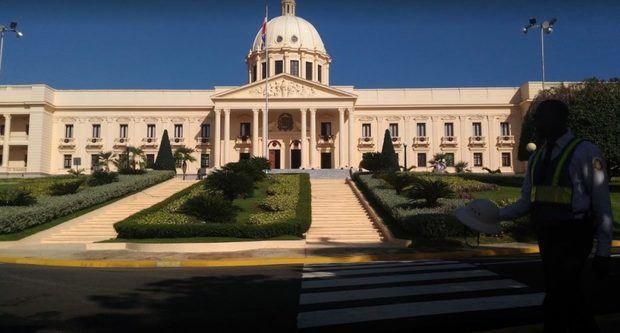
[179, 192, 238, 223]
[405, 177, 455, 207]
[49, 178, 84, 196]
[0, 187, 37, 206]
[87, 170, 119, 187]
[205, 169, 254, 201]
[154, 130, 177, 172]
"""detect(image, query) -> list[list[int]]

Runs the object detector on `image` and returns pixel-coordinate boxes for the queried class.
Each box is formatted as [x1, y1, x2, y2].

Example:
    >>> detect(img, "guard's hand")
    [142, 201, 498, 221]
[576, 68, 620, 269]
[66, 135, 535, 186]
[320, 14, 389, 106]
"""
[592, 255, 611, 279]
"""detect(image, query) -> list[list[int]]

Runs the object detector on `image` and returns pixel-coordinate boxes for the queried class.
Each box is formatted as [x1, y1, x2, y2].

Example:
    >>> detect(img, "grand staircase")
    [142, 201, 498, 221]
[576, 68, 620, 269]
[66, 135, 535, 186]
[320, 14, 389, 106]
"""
[307, 179, 384, 246]
[39, 178, 196, 244]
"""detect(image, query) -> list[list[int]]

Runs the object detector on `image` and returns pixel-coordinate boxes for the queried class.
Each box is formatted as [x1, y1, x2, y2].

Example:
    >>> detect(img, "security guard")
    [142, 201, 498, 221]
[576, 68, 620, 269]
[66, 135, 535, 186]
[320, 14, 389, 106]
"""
[499, 99, 614, 332]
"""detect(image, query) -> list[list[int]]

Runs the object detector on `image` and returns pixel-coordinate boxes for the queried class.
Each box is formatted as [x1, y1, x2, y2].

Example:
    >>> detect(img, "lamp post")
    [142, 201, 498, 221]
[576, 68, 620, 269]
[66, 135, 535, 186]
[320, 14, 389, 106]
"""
[522, 17, 556, 90]
[403, 142, 408, 171]
[0, 22, 24, 81]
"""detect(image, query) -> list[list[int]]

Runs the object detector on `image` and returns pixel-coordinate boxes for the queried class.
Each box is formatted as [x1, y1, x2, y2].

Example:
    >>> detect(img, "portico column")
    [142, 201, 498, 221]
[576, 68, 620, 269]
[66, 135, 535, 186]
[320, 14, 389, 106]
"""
[309, 108, 317, 168]
[1, 114, 10, 169]
[213, 109, 221, 168]
[338, 108, 346, 168]
[347, 108, 355, 168]
[252, 109, 259, 156]
[223, 109, 231, 164]
[300, 108, 308, 168]
[262, 108, 269, 157]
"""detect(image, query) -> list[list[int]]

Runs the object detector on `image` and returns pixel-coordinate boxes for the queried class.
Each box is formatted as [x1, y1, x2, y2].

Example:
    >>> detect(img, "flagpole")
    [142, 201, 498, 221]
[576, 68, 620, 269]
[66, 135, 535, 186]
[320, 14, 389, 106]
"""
[263, 3, 269, 159]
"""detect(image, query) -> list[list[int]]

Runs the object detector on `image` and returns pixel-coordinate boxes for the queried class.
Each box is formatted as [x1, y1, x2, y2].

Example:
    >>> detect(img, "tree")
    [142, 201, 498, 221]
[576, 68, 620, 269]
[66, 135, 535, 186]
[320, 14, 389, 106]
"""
[360, 152, 390, 174]
[205, 169, 254, 201]
[380, 172, 416, 194]
[518, 78, 620, 175]
[95, 151, 115, 172]
[405, 177, 455, 207]
[174, 146, 196, 180]
[113, 146, 145, 173]
[454, 161, 469, 173]
[381, 129, 399, 172]
[154, 130, 176, 172]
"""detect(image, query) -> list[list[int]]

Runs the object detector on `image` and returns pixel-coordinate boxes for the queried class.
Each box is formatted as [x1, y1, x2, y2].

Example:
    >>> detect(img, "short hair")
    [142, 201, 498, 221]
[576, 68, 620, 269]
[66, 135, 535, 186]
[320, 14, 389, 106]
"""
[533, 99, 569, 123]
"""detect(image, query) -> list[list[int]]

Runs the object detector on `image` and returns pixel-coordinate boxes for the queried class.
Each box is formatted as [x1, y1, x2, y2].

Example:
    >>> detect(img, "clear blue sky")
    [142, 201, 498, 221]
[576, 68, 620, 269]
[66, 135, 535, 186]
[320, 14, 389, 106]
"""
[0, 0, 618, 89]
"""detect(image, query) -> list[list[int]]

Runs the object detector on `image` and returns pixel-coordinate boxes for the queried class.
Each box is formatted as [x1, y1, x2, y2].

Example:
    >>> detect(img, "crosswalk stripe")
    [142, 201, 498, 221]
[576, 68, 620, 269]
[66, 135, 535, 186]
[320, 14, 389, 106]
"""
[303, 260, 459, 272]
[297, 292, 545, 328]
[299, 279, 527, 305]
[303, 259, 441, 269]
[301, 269, 497, 289]
[302, 263, 475, 279]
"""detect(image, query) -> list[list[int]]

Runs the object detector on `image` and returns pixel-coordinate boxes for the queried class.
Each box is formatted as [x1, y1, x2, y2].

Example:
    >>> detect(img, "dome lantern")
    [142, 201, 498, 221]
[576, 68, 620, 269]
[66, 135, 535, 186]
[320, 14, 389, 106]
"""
[282, 0, 296, 16]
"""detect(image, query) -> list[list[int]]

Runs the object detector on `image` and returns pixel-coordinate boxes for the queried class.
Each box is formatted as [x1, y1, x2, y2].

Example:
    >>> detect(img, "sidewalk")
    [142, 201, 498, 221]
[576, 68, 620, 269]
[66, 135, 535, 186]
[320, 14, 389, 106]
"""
[475, 312, 620, 333]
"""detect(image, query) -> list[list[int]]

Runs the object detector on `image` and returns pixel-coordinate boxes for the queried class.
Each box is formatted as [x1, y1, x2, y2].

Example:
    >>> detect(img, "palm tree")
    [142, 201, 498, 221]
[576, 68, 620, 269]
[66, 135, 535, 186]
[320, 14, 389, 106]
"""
[96, 151, 115, 171]
[113, 146, 145, 172]
[174, 146, 197, 180]
[405, 177, 455, 207]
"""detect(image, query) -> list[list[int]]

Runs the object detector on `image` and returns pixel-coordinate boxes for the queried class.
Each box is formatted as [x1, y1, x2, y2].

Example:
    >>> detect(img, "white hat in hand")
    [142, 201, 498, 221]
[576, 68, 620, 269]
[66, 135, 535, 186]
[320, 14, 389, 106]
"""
[455, 199, 501, 234]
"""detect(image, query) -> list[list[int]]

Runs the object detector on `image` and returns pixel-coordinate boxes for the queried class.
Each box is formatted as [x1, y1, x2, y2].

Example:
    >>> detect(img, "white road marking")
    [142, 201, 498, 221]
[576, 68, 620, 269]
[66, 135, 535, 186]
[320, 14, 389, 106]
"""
[303, 260, 459, 272]
[302, 263, 474, 279]
[297, 293, 545, 328]
[301, 269, 497, 289]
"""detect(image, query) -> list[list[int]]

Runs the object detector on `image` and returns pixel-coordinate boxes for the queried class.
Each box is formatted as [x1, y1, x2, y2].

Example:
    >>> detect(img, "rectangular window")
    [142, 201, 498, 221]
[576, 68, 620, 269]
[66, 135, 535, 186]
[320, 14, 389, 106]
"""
[290, 60, 299, 76]
[275, 60, 283, 75]
[502, 152, 511, 167]
[147, 124, 156, 138]
[0, 154, 2, 166]
[445, 153, 455, 167]
[0, 124, 4, 136]
[92, 124, 101, 138]
[416, 123, 426, 137]
[119, 124, 128, 138]
[474, 153, 483, 167]
[389, 123, 399, 137]
[261, 62, 267, 79]
[417, 153, 427, 167]
[201, 124, 211, 138]
[252, 64, 257, 82]
[472, 122, 482, 137]
[320, 122, 331, 136]
[91, 154, 99, 171]
[362, 123, 372, 138]
[500, 122, 511, 136]
[65, 124, 74, 138]
[317, 65, 322, 83]
[305, 62, 313, 80]
[200, 153, 210, 168]
[174, 124, 183, 138]
[240, 122, 251, 137]
[63, 154, 72, 169]
[26, 124, 29, 135]
[146, 154, 155, 168]
[444, 123, 454, 137]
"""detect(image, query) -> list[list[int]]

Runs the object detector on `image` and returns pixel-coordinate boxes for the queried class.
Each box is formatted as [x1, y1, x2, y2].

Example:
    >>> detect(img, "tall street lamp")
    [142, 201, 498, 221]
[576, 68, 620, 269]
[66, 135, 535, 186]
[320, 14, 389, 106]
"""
[0, 22, 24, 81]
[403, 142, 408, 171]
[522, 17, 556, 90]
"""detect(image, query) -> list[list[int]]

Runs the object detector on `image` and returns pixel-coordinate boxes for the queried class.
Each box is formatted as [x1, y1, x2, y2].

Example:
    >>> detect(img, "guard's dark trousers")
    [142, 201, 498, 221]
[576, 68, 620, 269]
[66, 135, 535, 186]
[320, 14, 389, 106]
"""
[537, 220, 598, 333]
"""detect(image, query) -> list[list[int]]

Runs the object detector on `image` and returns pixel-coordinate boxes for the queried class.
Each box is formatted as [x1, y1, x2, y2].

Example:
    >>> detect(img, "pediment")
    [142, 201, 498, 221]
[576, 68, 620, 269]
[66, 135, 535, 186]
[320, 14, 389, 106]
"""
[211, 74, 357, 100]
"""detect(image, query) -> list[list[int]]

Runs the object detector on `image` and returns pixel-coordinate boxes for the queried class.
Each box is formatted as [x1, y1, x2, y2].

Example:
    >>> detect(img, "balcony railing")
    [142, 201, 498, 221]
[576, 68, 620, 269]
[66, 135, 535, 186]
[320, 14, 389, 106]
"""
[235, 135, 252, 146]
[86, 137, 103, 146]
[358, 136, 375, 147]
[9, 133, 28, 142]
[468, 136, 486, 146]
[390, 136, 402, 146]
[441, 136, 458, 146]
[114, 137, 130, 146]
[497, 135, 516, 146]
[196, 137, 211, 146]
[317, 134, 334, 146]
[142, 137, 158, 147]
[412, 136, 430, 146]
[171, 137, 185, 146]
[59, 137, 75, 145]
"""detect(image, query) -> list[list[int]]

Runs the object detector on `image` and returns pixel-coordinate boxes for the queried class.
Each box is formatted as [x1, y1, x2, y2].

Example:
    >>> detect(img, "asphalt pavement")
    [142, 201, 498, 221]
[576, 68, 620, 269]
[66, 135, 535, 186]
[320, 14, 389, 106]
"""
[1, 254, 619, 332]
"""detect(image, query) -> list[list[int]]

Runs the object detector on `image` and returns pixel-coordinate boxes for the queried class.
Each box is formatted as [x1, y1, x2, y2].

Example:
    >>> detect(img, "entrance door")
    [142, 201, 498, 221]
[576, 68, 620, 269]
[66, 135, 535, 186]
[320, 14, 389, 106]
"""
[269, 149, 281, 169]
[320, 152, 332, 169]
[291, 150, 301, 169]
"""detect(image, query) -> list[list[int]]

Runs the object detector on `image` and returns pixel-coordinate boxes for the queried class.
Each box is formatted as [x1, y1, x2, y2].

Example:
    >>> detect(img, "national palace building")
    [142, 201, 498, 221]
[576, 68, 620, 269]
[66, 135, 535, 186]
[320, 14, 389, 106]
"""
[0, 0, 547, 177]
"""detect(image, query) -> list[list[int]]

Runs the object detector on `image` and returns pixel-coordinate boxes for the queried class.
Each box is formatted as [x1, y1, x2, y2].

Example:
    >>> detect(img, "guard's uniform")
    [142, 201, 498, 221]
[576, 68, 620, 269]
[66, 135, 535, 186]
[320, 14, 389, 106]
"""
[500, 130, 614, 332]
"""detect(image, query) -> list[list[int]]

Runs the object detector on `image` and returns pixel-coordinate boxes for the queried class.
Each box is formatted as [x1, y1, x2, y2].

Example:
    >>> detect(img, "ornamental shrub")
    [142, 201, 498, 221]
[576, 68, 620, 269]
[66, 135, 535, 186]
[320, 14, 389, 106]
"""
[205, 169, 254, 201]
[49, 178, 84, 196]
[222, 158, 268, 183]
[405, 177, 455, 207]
[381, 129, 399, 171]
[0, 187, 37, 206]
[360, 152, 391, 174]
[379, 171, 416, 194]
[154, 130, 177, 172]
[179, 192, 238, 223]
[87, 170, 119, 187]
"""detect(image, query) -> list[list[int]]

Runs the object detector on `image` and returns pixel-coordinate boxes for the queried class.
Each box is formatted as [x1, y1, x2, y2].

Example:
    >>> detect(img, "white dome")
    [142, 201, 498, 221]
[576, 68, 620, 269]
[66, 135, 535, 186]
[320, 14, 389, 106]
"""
[252, 15, 327, 55]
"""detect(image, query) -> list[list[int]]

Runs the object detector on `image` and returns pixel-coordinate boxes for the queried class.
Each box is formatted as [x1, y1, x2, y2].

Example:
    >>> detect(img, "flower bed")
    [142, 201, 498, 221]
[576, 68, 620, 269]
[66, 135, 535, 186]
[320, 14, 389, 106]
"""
[114, 173, 311, 239]
[0, 171, 174, 234]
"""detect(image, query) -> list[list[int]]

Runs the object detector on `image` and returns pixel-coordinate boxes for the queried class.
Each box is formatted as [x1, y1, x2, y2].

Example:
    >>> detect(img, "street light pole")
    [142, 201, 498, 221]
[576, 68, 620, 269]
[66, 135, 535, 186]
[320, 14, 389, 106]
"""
[0, 22, 23, 81]
[523, 17, 556, 91]
[403, 142, 408, 171]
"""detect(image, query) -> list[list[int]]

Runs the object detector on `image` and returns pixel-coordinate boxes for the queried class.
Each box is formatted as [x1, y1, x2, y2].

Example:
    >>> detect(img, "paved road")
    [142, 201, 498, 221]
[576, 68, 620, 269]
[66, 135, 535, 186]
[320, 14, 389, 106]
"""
[1, 255, 619, 332]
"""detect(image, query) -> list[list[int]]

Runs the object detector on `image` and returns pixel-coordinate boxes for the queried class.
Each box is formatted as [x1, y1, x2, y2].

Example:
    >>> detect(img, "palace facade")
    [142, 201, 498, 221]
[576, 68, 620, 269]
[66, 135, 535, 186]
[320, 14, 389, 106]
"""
[0, 0, 546, 177]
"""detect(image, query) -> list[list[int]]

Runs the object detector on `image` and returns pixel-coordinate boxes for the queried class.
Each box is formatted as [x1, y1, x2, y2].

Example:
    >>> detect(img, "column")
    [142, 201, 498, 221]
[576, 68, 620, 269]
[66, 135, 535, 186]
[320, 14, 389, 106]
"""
[252, 109, 259, 157]
[338, 108, 346, 168]
[309, 108, 317, 168]
[487, 115, 495, 170]
[347, 108, 355, 168]
[213, 109, 221, 168]
[2, 114, 11, 170]
[300, 108, 308, 168]
[223, 109, 231, 164]
[262, 108, 269, 157]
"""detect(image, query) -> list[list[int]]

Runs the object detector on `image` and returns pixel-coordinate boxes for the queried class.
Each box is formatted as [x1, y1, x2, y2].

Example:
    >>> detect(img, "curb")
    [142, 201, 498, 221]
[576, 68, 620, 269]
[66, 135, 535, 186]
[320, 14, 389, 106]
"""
[0, 244, 541, 268]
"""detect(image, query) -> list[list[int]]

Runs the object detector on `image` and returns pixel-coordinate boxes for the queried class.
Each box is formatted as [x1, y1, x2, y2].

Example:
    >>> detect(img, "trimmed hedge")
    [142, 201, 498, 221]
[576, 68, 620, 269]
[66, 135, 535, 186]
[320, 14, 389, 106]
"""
[114, 173, 311, 239]
[0, 171, 174, 234]
[455, 173, 525, 188]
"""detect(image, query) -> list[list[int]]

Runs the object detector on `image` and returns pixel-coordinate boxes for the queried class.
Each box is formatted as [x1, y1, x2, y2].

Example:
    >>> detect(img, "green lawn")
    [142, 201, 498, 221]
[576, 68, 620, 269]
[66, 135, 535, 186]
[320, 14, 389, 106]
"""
[0, 175, 73, 197]
[232, 179, 270, 223]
